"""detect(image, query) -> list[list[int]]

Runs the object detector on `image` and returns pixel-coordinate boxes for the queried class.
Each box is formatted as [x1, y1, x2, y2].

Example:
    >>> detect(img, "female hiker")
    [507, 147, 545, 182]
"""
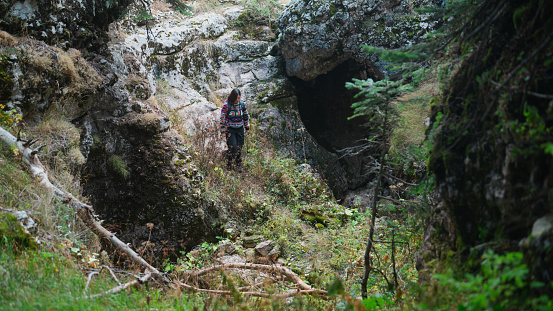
[220, 88, 250, 172]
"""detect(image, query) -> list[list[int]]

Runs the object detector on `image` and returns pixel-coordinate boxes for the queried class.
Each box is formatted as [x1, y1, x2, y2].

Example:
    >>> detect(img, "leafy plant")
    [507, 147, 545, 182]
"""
[166, 0, 193, 15]
[430, 250, 553, 311]
[133, 7, 153, 22]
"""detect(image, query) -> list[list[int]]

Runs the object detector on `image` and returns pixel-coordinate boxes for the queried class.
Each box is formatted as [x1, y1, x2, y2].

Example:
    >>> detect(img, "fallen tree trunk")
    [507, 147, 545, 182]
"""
[0, 126, 166, 282]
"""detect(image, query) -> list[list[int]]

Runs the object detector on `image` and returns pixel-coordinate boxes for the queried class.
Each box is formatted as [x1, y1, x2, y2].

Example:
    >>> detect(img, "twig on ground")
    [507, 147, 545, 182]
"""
[87, 271, 153, 299]
[102, 265, 122, 285]
[84, 271, 100, 295]
[176, 280, 326, 299]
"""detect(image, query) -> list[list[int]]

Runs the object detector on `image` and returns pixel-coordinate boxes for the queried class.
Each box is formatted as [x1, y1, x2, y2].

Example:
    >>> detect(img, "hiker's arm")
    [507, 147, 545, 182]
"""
[220, 103, 229, 134]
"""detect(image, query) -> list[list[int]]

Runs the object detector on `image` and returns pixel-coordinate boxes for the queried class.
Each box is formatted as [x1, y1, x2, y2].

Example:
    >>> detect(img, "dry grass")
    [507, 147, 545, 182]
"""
[192, 0, 232, 14]
[0, 30, 18, 46]
[391, 77, 439, 149]
[68, 48, 102, 86]
[57, 49, 81, 83]
[151, 0, 172, 13]
[26, 118, 85, 183]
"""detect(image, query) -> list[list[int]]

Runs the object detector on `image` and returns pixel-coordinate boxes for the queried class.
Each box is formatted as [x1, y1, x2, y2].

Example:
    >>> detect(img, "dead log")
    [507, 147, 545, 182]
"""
[176, 279, 326, 298]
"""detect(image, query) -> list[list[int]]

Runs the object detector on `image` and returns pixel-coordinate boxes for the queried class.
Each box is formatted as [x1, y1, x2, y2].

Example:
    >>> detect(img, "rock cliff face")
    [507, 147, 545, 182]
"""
[0, 1, 223, 260]
[276, 0, 438, 197]
[1, 0, 325, 258]
[421, 0, 553, 290]
[0, 0, 132, 53]
[276, 0, 438, 81]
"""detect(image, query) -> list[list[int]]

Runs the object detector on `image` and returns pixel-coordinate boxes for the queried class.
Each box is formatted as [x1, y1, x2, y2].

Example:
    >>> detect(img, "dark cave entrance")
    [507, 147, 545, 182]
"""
[290, 59, 381, 194]
[291, 59, 372, 152]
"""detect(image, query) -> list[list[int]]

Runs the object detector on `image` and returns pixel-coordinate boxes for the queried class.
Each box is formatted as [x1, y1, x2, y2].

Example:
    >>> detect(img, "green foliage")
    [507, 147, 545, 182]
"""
[429, 250, 553, 311]
[362, 293, 394, 310]
[364, 46, 429, 64]
[347, 77, 408, 121]
[240, 0, 282, 25]
[166, 0, 193, 15]
[107, 155, 130, 180]
[133, 7, 153, 22]
[233, 0, 282, 38]
[0, 103, 21, 131]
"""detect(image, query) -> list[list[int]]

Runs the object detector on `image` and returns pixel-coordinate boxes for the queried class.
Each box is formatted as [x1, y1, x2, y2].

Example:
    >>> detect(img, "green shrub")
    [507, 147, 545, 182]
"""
[427, 250, 553, 311]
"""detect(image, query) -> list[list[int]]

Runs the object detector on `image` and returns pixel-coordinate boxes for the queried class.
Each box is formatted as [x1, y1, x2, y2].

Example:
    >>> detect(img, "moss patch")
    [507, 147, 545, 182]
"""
[0, 212, 37, 250]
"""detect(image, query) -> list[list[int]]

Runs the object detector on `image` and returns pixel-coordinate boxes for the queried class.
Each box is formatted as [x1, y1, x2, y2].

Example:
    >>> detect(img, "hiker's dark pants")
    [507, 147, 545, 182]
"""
[226, 127, 244, 169]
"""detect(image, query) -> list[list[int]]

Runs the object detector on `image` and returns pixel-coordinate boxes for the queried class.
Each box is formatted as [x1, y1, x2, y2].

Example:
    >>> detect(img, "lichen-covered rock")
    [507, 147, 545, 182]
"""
[0, 34, 102, 124]
[0, 0, 132, 52]
[276, 0, 439, 81]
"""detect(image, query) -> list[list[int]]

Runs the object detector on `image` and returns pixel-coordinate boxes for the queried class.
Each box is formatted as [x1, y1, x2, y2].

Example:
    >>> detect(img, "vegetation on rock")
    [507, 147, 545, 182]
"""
[1, 0, 552, 310]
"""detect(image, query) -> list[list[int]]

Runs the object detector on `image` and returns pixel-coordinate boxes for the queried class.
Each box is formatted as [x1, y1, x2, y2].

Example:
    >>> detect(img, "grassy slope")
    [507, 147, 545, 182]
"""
[0, 72, 434, 310]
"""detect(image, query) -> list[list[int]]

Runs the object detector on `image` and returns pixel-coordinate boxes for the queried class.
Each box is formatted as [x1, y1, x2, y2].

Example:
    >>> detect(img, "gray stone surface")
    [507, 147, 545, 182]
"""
[276, 0, 438, 81]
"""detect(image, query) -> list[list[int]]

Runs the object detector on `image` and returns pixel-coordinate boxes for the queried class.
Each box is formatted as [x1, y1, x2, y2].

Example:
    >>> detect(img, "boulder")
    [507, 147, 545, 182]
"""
[0, 0, 132, 52]
[216, 241, 237, 257]
[80, 110, 220, 263]
[276, 0, 439, 81]
[243, 235, 264, 248]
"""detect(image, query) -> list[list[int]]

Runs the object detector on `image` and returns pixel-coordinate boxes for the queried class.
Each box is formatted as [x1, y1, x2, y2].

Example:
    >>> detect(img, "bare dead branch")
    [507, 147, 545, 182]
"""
[377, 195, 404, 205]
[84, 271, 100, 295]
[361, 109, 389, 299]
[382, 172, 417, 187]
[87, 271, 152, 299]
[391, 230, 399, 289]
[102, 265, 122, 285]
[237, 282, 265, 291]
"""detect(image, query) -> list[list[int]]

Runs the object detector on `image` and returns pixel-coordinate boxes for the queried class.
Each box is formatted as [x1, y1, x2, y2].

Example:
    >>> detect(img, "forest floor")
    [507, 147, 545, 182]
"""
[0, 74, 437, 310]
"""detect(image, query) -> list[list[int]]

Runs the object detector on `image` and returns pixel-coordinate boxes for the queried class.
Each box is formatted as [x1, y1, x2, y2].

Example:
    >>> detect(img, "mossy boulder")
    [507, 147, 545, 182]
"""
[299, 205, 329, 227]
[81, 110, 220, 264]
[0, 212, 37, 250]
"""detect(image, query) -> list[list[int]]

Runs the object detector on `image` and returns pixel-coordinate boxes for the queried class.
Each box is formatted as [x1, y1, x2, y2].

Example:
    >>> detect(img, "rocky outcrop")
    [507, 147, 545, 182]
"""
[0, 33, 102, 124]
[0, 3, 225, 261]
[81, 109, 218, 262]
[422, 0, 553, 293]
[276, 0, 438, 81]
[273, 0, 439, 197]
[0, 0, 132, 53]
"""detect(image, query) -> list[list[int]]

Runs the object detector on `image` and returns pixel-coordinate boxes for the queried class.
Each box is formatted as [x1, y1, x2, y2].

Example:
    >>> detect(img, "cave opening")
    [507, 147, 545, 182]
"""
[290, 59, 381, 194]
[291, 59, 372, 152]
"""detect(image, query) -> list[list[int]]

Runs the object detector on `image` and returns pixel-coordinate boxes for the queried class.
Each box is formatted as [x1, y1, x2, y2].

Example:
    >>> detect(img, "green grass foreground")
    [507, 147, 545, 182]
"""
[0, 247, 203, 311]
